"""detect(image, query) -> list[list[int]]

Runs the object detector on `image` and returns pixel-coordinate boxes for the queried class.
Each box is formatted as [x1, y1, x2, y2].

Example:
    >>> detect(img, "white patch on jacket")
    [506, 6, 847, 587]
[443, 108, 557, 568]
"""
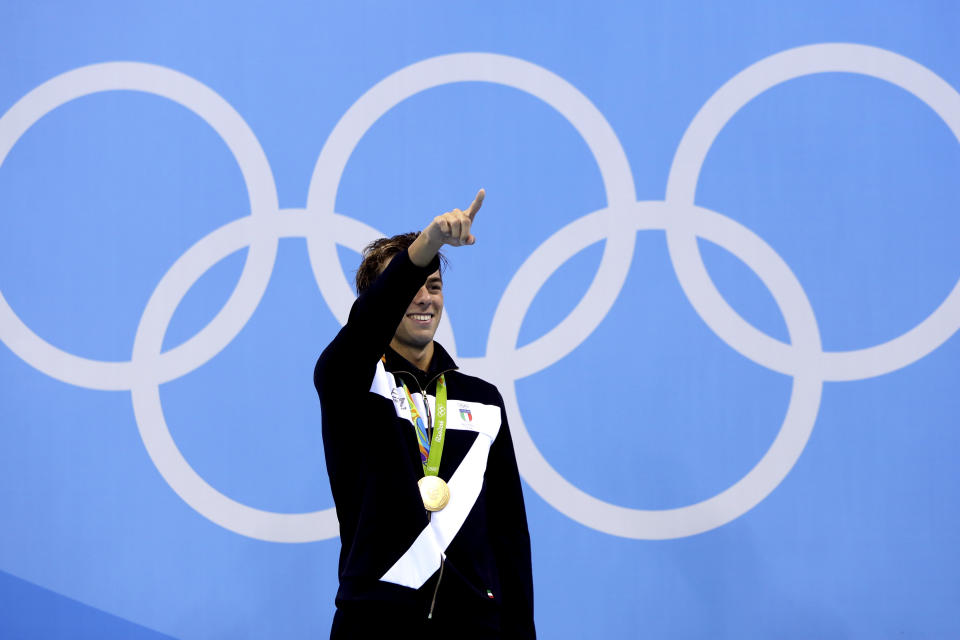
[369, 360, 502, 588]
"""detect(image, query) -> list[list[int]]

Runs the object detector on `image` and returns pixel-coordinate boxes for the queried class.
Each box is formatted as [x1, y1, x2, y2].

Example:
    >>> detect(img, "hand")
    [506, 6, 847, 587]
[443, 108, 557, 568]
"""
[409, 189, 485, 266]
[425, 188, 484, 247]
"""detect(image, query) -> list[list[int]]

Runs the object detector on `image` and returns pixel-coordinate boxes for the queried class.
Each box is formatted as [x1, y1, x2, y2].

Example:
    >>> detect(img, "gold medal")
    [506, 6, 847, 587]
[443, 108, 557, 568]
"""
[418, 476, 450, 511]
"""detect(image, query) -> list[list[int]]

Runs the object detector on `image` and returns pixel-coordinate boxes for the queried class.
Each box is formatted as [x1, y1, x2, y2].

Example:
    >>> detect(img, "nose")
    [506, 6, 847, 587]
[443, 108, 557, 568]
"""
[412, 285, 431, 306]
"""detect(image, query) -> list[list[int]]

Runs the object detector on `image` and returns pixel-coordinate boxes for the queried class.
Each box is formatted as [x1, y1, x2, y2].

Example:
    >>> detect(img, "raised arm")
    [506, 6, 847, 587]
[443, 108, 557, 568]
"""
[314, 189, 485, 398]
[408, 188, 484, 266]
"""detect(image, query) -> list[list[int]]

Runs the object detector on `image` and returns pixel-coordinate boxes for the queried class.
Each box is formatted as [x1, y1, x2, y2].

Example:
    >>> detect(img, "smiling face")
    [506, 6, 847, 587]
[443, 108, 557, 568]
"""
[391, 270, 444, 356]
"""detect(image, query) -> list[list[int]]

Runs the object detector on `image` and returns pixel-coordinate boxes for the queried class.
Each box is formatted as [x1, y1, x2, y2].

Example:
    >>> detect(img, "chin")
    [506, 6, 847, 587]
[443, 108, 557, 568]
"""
[413, 333, 437, 348]
[398, 330, 435, 350]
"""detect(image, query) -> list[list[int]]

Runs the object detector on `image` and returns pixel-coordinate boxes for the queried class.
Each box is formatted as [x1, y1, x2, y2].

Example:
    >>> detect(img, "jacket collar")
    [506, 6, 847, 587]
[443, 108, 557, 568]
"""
[383, 341, 458, 390]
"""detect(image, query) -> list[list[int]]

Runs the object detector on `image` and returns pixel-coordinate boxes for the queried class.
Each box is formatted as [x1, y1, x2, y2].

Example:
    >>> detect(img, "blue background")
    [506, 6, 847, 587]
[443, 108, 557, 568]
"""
[1, 1, 959, 638]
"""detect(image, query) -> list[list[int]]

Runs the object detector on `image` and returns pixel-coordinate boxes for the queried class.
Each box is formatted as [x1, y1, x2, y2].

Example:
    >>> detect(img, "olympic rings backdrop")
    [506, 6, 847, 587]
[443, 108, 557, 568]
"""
[1, 2, 959, 638]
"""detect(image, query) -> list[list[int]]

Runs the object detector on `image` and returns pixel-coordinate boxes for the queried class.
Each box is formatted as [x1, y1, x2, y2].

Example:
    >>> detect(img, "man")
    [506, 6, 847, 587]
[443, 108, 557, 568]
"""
[314, 189, 535, 639]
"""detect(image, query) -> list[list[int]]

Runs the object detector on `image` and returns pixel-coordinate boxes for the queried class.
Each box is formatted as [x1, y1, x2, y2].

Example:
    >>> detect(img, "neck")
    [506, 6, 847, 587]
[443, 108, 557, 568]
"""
[390, 338, 434, 372]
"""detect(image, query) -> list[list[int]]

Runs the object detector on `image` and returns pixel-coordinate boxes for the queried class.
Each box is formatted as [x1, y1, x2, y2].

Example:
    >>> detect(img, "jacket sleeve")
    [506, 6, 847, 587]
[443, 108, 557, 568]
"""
[488, 390, 536, 638]
[313, 249, 440, 406]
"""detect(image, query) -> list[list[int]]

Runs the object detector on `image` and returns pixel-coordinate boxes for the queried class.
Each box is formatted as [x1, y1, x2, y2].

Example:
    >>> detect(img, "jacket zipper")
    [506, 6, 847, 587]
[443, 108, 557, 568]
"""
[393, 368, 456, 399]
[393, 366, 453, 620]
[393, 367, 456, 441]
[427, 555, 444, 620]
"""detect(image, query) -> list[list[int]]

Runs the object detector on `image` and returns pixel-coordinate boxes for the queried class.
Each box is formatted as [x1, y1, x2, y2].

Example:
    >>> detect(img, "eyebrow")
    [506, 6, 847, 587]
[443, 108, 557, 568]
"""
[426, 276, 443, 287]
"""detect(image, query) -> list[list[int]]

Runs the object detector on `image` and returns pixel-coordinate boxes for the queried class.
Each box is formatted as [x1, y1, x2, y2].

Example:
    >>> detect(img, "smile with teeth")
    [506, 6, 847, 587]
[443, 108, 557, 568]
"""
[408, 313, 433, 322]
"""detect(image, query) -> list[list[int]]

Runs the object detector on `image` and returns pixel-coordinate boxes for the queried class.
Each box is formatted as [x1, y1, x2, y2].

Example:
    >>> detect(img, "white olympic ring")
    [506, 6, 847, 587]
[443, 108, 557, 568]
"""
[665, 43, 960, 382]
[0, 44, 957, 541]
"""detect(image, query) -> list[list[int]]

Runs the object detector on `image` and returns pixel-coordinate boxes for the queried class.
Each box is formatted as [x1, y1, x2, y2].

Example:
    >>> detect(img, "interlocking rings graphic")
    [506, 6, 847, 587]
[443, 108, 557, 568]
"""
[2, 44, 959, 542]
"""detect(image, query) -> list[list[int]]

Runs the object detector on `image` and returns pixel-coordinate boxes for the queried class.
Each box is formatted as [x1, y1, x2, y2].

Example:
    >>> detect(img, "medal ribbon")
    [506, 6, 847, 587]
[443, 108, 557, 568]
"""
[401, 374, 447, 476]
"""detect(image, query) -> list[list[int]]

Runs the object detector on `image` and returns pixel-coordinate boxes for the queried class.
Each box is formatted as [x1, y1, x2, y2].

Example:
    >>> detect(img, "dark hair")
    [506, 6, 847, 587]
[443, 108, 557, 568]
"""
[355, 231, 447, 294]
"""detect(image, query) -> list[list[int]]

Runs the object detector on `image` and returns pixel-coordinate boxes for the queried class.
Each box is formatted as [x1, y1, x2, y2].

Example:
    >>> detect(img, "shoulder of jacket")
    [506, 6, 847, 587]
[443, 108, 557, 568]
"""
[449, 369, 500, 397]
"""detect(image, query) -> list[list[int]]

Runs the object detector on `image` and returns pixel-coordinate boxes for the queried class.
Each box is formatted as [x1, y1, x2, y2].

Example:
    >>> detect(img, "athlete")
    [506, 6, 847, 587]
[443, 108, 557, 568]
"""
[314, 189, 535, 639]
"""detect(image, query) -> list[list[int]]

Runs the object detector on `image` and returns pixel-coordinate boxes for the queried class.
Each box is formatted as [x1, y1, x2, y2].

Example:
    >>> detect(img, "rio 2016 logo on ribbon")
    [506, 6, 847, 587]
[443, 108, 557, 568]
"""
[1, 43, 958, 543]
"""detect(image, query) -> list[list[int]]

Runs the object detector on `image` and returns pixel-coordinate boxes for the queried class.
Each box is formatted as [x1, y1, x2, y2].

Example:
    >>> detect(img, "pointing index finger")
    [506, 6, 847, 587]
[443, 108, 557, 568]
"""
[465, 188, 485, 221]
